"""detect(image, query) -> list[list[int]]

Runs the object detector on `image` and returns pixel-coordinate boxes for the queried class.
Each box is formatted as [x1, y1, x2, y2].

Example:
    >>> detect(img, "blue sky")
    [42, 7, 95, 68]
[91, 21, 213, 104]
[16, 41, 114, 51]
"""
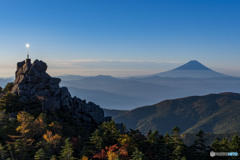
[0, 0, 240, 77]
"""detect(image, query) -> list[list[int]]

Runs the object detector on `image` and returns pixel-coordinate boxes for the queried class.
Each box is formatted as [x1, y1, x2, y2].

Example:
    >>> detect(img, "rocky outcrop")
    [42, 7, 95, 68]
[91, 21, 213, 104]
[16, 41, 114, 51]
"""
[12, 59, 104, 129]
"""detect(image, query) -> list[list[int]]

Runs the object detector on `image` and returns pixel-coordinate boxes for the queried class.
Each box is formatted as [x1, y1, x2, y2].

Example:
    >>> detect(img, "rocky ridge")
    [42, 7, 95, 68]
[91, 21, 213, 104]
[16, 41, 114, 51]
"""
[11, 59, 104, 129]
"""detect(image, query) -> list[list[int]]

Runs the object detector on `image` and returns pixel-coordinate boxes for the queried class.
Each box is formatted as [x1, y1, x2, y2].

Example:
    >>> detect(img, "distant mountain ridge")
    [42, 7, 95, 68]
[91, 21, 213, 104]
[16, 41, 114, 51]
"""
[3, 60, 239, 109]
[59, 60, 240, 109]
[0, 77, 13, 88]
[108, 92, 240, 134]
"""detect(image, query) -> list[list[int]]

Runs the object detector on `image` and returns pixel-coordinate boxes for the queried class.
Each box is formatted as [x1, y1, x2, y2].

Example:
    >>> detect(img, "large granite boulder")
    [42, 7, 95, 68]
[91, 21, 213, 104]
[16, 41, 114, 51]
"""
[12, 59, 104, 129]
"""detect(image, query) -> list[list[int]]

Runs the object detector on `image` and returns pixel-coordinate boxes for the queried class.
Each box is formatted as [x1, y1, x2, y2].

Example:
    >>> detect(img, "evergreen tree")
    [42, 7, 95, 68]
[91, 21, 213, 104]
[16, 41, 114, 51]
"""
[170, 126, 186, 160]
[172, 145, 185, 160]
[128, 129, 147, 155]
[189, 130, 209, 159]
[181, 156, 187, 160]
[3, 83, 13, 93]
[146, 130, 165, 159]
[229, 135, 240, 152]
[59, 138, 75, 160]
[0, 143, 7, 160]
[34, 148, 46, 160]
[163, 132, 172, 159]
[0, 92, 21, 112]
[89, 120, 120, 150]
[211, 138, 230, 152]
[130, 148, 145, 160]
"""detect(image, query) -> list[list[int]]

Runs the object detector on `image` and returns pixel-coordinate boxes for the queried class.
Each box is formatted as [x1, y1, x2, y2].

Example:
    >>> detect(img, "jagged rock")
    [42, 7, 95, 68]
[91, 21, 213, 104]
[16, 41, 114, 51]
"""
[60, 87, 72, 109]
[11, 58, 105, 129]
[42, 97, 61, 112]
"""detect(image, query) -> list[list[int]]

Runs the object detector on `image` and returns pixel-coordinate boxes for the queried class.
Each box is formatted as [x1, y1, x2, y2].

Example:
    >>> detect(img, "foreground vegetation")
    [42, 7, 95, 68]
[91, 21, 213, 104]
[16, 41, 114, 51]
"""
[0, 84, 240, 160]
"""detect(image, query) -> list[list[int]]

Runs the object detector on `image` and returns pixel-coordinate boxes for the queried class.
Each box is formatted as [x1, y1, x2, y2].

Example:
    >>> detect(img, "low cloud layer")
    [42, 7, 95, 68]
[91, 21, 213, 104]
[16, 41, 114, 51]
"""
[0, 59, 239, 78]
[46, 59, 181, 77]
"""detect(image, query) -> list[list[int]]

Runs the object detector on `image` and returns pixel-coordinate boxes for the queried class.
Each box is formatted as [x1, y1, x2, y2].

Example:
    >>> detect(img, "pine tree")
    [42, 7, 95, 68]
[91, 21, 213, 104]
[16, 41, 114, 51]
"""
[127, 129, 147, 155]
[3, 83, 13, 93]
[189, 130, 209, 159]
[59, 138, 75, 160]
[130, 148, 145, 160]
[163, 132, 172, 159]
[146, 130, 164, 159]
[170, 126, 186, 160]
[0, 92, 21, 112]
[34, 148, 46, 160]
[0, 143, 7, 160]
[172, 145, 185, 160]
[89, 120, 120, 150]
[211, 138, 230, 152]
[0, 87, 2, 93]
[229, 135, 240, 151]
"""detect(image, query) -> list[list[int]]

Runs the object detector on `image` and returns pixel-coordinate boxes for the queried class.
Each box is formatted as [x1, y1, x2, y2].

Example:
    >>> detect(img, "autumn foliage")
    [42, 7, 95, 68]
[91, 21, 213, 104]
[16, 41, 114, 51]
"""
[0, 89, 239, 159]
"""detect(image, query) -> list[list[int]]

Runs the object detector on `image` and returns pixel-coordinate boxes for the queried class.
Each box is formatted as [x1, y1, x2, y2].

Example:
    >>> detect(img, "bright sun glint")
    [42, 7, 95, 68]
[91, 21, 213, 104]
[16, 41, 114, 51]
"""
[26, 43, 30, 48]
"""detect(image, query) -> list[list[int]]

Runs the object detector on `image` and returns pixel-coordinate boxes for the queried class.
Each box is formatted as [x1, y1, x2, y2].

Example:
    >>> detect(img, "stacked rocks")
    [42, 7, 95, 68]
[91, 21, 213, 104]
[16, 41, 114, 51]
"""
[12, 59, 104, 128]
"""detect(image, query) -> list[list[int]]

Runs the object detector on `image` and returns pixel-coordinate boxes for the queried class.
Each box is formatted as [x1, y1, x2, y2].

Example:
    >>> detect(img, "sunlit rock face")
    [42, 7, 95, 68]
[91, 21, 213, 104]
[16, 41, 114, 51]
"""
[12, 59, 104, 129]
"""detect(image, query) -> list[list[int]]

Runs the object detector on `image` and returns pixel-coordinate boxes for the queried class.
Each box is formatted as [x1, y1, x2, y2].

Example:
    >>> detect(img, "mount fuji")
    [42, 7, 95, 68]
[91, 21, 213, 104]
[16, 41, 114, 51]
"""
[153, 60, 228, 78]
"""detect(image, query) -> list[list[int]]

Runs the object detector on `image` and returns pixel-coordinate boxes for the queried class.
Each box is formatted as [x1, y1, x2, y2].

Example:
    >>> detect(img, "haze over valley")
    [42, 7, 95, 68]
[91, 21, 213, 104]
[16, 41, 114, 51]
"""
[58, 60, 240, 109]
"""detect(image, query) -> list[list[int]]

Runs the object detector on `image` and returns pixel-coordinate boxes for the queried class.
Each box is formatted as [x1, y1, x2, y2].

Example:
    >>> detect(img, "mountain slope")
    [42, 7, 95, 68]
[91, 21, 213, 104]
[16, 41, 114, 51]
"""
[103, 108, 128, 117]
[111, 92, 240, 134]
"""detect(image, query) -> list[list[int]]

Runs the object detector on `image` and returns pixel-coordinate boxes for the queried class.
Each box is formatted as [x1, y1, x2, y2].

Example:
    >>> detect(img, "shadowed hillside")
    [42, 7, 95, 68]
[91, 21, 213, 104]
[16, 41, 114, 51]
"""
[109, 92, 240, 134]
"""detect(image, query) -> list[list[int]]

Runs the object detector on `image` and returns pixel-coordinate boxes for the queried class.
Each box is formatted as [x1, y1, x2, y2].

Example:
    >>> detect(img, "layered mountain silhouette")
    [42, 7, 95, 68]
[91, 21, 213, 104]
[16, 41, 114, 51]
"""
[105, 92, 240, 134]
[58, 60, 240, 109]
[1, 59, 240, 135]
[1, 60, 233, 110]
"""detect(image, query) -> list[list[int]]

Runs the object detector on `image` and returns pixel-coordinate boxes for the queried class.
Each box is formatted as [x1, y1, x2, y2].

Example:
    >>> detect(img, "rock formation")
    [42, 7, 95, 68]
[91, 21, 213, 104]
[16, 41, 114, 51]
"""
[12, 58, 104, 129]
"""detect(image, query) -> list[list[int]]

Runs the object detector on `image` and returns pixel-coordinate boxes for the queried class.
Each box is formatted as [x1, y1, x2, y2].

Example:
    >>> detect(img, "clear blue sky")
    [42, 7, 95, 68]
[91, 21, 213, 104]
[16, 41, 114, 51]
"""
[0, 0, 240, 77]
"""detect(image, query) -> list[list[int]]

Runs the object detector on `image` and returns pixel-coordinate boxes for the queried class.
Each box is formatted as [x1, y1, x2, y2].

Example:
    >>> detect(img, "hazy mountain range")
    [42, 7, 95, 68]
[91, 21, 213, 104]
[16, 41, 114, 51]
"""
[0, 77, 13, 88]
[1, 60, 240, 110]
[1, 60, 240, 135]
[105, 92, 240, 134]
[58, 60, 240, 109]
